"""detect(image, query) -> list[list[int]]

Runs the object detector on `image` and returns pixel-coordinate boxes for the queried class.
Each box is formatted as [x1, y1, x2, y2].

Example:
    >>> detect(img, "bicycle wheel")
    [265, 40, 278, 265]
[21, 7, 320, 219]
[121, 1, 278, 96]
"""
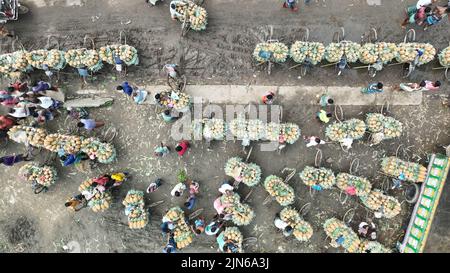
[178, 75, 187, 92]
[101, 126, 117, 143]
[300, 65, 308, 77]
[445, 67, 450, 81]
[34, 185, 48, 194]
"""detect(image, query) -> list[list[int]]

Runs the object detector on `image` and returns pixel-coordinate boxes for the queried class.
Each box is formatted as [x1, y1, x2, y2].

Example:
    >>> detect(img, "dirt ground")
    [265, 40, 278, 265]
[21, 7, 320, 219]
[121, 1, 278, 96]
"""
[0, 0, 450, 253]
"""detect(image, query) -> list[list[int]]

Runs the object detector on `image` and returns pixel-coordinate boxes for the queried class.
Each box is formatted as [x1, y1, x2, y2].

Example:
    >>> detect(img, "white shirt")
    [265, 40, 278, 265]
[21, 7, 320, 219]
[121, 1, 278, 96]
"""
[9, 107, 30, 118]
[306, 137, 325, 147]
[38, 96, 54, 109]
[170, 183, 186, 197]
[416, 0, 432, 8]
[219, 183, 234, 194]
[274, 218, 288, 230]
[341, 138, 353, 149]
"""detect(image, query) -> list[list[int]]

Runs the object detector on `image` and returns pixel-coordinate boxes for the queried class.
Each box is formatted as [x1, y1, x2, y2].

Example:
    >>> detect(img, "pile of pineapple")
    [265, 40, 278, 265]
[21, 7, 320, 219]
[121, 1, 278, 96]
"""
[19, 163, 57, 188]
[253, 42, 289, 63]
[325, 41, 360, 63]
[80, 137, 117, 164]
[359, 42, 398, 64]
[247, 119, 266, 141]
[45, 49, 66, 70]
[290, 41, 325, 65]
[323, 218, 361, 253]
[173, 0, 208, 31]
[380, 156, 427, 183]
[360, 190, 401, 219]
[222, 192, 255, 226]
[229, 115, 248, 140]
[159, 90, 191, 111]
[438, 45, 450, 67]
[222, 227, 243, 253]
[366, 113, 403, 141]
[265, 122, 280, 142]
[279, 207, 313, 242]
[396, 43, 435, 65]
[163, 207, 194, 249]
[325, 119, 366, 142]
[203, 118, 227, 140]
[123, 190, 148, 229]
[26, 50, 48, 69]
[298, 166, 336, 189]
[7, 125, 47, 147]
[263, 175, 295, 206]
[224, 157, 262, 187]
[336, 173, 372, 197]
[12, 50, 31, 71]
[64, 48, 103, 71]
[280, 123, 301, 144]
[99, 44, 139, 66]
[79, 178, 113, 213]
[0, 53, 13, 74]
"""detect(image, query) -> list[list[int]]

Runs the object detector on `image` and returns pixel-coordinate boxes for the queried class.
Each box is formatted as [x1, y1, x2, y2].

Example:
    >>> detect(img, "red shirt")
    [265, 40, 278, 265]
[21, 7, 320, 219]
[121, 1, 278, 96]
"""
[0, 115, 14, 130]
[11, 82, 27, 92]
[176, 140, 189, 156]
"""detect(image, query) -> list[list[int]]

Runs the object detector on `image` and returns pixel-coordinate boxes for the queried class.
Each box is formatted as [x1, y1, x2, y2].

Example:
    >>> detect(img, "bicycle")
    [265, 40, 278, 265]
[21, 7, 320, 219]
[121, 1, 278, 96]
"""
[289, 27, 313, 77]
[167, 74, 187, 92]
[97, 126, 118, 143]
[401, 29, 417, 78]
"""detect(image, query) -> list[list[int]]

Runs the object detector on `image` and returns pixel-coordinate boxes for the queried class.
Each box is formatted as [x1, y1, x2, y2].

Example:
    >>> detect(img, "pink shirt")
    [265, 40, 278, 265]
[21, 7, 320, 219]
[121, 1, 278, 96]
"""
[213, 197, 230, 214]
[424, 81, 440, 91]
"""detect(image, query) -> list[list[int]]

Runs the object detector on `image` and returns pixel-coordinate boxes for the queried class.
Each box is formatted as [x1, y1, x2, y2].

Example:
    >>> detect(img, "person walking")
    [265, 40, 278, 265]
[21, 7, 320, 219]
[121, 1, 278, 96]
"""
[316, 109, 332, 123]
[304, 136, 326, 147]
[154, 143, 170, 157]
[318, 94, 334, 107]
[146, 178, 163, 193]
[361, 82, 384, 94]
[77, 118, 105, 131]
[191, 216, 206, 235]
[116, 82, 134, 96]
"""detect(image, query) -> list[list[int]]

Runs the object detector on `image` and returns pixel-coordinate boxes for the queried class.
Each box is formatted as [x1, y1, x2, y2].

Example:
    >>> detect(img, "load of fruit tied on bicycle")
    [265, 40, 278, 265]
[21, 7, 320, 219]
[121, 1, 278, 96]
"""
[323, 218, 391, 253]
[123, 190, 149, 229]
[438, 45, 450, 68]
[18, 163, 57, 194]
[279, 207, 313, 242]
[192, 117, 301, 146]
[325, 118, 366, 147]
[366, 113, 403, 145]
[0, 44, 138, 78]
[263, 175, 295, 206]
[7, 125, 117, 164]
[220, 191, 255, 226]
[65, 172, 127, 213]
[170, 0, 207, 31]
[224, 157, 262, 187]
[157, 89, 191, 112]
[380, 156, 427, 183]
[253, 42, 289, 64]
[163, 206, 195, 249]
[252, 38, 443, 68]
[360, 189, 401, 219]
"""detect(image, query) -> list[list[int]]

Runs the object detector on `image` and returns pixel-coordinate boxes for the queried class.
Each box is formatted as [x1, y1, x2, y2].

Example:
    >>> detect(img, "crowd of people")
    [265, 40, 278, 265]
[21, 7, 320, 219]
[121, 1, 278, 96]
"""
[401, 0, 450, 30]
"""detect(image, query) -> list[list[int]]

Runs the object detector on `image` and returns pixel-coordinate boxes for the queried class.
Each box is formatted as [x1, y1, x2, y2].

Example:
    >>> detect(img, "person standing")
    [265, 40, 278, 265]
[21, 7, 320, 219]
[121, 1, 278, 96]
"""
[175, 140, 190, 157]
[184, 194, 196, 210]
[283, 0, 299, 12]
[318, 94, 334, 107]
[154, 143, 170, 157]
[161, 109, 179, 123]
[361, 82, 384, 94]
[262, 91, 275, 105]
[77, 118, 105, 131]
[191, 216, 206, 235]
[171, 182, 186, 197]
[77, 66, 89, 85]
[146, 178, 163, 193]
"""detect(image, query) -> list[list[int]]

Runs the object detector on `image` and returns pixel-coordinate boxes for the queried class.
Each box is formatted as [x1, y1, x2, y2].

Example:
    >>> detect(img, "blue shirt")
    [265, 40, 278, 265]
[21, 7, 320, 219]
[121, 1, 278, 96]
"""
[80, 119, 96, 130]
[122, 82, 133, 96]
[32, 81, 51, 92]
[78, 68, 88, 77]
[185, 196, 196, 210]
[114, 56, 123, 65]
[63, 154, 76, 166]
